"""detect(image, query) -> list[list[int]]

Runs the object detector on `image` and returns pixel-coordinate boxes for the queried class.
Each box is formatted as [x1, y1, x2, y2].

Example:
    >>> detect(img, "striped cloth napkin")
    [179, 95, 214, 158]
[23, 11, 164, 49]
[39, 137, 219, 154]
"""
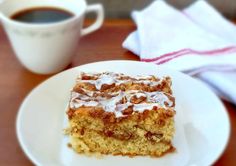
[123, 0, 236, 104]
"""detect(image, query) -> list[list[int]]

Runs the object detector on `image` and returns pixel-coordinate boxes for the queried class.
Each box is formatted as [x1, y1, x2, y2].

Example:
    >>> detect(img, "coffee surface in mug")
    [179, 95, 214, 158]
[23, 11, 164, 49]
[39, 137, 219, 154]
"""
[11, 7, 74, 24]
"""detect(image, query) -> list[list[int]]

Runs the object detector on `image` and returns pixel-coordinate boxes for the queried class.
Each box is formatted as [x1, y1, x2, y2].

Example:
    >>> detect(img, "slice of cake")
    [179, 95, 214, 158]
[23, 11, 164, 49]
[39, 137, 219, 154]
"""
[66, 72, 176, 157]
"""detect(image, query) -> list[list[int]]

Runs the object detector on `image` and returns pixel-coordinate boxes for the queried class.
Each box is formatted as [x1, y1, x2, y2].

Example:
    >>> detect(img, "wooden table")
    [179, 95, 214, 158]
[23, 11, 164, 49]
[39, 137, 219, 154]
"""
[0, 20, 235, 166]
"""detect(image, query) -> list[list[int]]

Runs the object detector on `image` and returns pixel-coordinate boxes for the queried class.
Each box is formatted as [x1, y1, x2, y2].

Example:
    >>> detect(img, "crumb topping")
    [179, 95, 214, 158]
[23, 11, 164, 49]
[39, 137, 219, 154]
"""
[69, 72, 175, 117]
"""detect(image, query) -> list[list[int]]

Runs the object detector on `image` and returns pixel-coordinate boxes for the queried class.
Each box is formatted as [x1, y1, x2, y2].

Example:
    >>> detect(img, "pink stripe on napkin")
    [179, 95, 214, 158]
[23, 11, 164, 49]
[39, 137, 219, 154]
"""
[141, 46, 236, 64]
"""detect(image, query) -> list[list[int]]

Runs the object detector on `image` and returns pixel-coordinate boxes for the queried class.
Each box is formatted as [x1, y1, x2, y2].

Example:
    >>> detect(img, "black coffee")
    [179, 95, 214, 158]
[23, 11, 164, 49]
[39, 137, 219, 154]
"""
[11, 7, 74, 24]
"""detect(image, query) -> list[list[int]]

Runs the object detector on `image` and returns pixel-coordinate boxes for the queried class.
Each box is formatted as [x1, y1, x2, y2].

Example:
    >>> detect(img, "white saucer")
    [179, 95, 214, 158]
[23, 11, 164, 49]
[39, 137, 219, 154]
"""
[16, 60, 230, 166]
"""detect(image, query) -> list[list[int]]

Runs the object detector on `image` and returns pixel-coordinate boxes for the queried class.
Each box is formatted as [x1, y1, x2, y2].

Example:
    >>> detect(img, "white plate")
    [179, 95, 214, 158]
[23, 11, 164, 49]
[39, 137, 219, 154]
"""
[16, 60, 230, 166]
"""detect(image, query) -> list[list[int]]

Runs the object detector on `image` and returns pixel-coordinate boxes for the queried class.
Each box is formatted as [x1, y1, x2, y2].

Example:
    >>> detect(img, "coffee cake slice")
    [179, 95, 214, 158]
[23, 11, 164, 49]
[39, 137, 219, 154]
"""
[66, 72, 176, 157]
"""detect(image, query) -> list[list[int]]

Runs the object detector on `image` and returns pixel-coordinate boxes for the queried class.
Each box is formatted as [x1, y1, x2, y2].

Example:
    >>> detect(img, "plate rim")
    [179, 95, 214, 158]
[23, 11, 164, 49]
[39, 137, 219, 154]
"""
[16, 60, 231, 166]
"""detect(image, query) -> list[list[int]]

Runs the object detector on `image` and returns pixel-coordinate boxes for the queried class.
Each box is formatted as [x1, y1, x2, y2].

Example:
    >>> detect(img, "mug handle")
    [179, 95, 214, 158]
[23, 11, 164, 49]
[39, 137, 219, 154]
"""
[81, 4, 104, 36]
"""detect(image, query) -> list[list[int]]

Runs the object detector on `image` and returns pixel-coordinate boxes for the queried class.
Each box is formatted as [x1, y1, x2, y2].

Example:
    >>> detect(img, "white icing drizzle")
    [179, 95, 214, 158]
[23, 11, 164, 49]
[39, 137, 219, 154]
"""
[100, 91, 124, 114]
[70, 99, 99, 109]
[116, 103, 131, 112]
[134, 80, 161, 86]
[148, 92, 173, 106]
[94, 74, 116, 90]
[133, 92, 146, 98]
[78, 72, 162, 90]
[133, 103, 159, 112]
[70, 72, 174, 117]
[134, 75, 154, 79]
[70, 90, 174, 118]
[71, 91, 90, 100]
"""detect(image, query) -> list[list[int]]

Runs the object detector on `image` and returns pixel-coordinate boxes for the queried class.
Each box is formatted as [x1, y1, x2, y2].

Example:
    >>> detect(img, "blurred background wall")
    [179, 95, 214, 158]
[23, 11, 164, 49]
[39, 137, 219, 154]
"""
[87, 0, 236, 19]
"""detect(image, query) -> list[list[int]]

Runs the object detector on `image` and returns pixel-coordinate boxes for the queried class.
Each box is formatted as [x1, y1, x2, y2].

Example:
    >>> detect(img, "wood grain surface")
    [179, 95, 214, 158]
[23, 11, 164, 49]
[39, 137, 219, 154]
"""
[0, 19, 235, 166]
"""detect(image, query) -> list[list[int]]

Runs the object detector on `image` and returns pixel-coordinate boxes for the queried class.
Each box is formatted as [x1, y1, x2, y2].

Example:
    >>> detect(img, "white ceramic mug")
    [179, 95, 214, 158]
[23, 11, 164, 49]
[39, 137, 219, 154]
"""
[0, 0, 104, 74]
